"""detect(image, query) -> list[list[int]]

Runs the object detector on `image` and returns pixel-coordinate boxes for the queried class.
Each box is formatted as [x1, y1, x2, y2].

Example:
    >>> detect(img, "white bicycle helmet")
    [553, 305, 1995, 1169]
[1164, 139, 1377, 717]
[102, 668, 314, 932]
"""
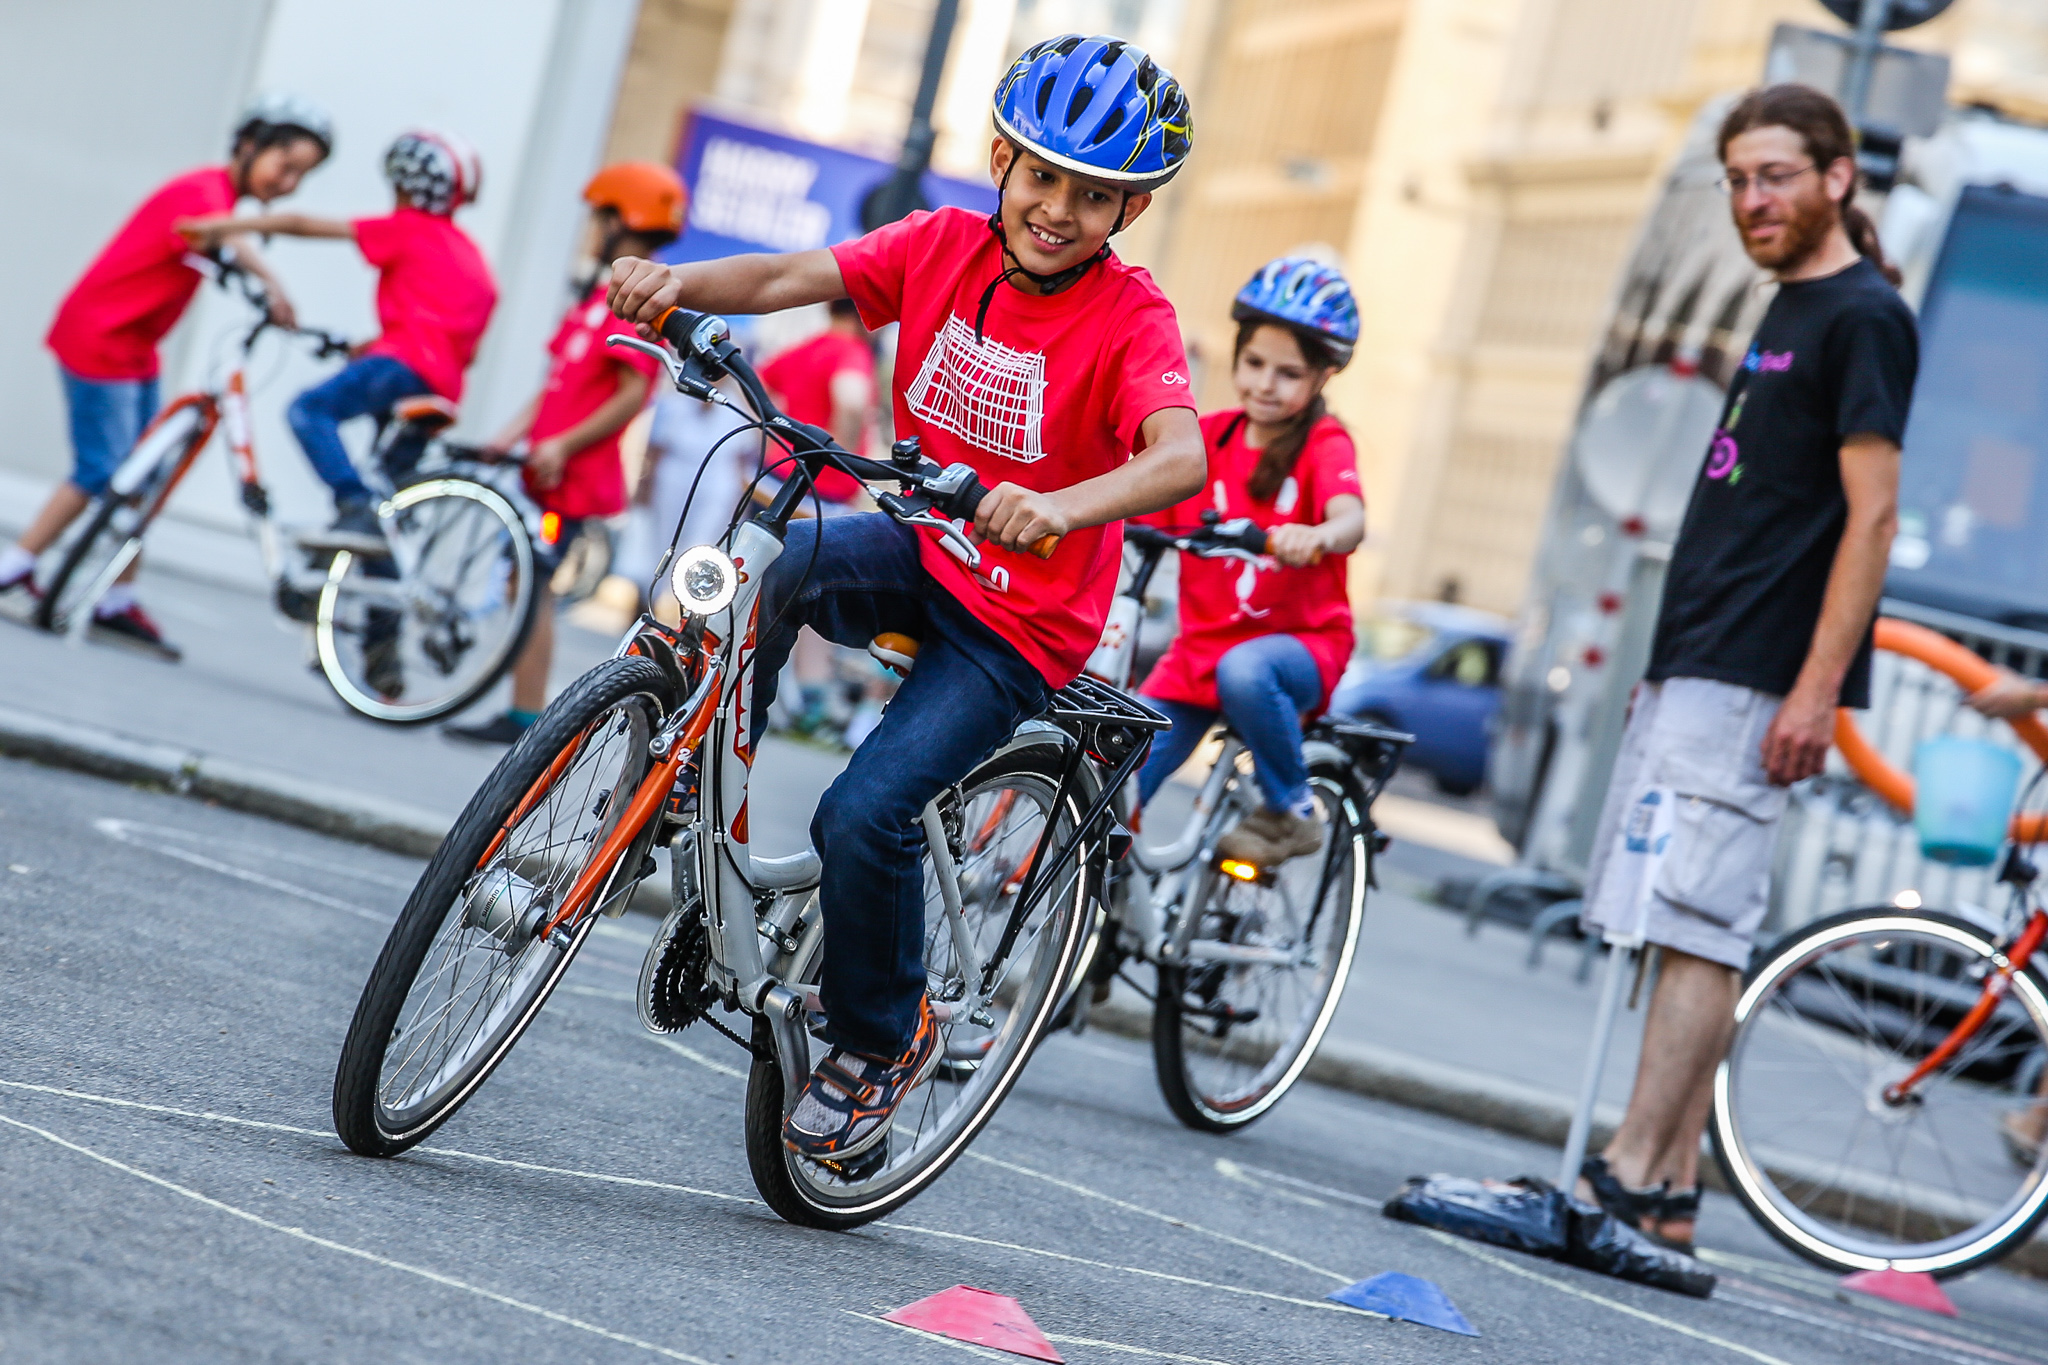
[234, 92, 334, 159]
[384, 130, 482, 216]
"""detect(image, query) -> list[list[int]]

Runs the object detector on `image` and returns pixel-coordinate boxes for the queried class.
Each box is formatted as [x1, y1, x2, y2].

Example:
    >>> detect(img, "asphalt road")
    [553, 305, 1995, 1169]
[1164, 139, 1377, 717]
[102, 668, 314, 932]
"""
[6, 755, 2048, 1365]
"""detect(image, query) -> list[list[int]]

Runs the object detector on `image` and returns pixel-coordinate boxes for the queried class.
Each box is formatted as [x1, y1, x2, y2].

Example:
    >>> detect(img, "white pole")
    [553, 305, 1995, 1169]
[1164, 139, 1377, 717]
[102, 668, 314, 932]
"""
[1557, 939, 1634, 1190]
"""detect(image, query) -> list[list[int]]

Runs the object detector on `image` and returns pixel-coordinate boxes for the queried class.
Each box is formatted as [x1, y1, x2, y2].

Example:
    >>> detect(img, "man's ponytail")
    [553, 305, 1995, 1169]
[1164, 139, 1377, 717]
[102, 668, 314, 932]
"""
[1717, 84, 1901, 288]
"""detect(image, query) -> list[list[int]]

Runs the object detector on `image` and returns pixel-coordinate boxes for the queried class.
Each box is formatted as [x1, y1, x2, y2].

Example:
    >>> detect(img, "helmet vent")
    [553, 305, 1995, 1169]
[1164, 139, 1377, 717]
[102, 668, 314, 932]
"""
[1053, 34, 1082, 55]
[1067, 85, 1095, 125]
[1093, 105, 1127, 146]
[1036, 76, 1057, 121]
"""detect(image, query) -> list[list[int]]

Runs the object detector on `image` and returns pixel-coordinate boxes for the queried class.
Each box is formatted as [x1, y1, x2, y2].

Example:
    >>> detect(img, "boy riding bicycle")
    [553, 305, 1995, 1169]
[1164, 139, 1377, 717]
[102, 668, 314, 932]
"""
[609, 34, 1202, 1162]
[180, 130, 497, 553]
[1, 94, 332, 657]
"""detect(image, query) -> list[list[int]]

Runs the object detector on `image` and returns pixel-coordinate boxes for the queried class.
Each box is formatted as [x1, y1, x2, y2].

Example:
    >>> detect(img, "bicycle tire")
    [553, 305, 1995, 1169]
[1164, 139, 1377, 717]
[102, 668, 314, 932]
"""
[742, 741, 1090, 1228]
[332, 656, 670, 1156]
[315, 477, 540, 725]
[1152, 755, 1368, 1133]
[1711, 906, 2048, 1276]
[35, 402, 211, 634]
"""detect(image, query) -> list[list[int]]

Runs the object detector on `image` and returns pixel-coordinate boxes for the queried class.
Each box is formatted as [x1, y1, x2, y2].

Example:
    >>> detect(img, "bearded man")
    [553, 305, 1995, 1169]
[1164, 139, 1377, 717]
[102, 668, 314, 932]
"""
[1571, 84, 1919, 1253]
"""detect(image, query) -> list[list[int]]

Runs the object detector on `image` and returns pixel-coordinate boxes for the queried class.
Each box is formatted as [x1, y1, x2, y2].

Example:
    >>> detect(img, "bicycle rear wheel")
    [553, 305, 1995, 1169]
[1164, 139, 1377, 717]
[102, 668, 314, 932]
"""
[743, 741, 1090, 1228]
[36, 400, 212, 635]
[332, 657, 668, 1155]
[315, 478, 539, 724]
[1712, 907, 2048, 1276]
[1152, 756, 1367, 1133]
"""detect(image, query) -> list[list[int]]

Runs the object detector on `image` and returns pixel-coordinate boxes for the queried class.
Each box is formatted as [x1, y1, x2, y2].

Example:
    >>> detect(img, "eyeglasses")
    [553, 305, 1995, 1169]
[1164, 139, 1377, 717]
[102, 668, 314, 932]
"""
[1716, 163, 1817, 197]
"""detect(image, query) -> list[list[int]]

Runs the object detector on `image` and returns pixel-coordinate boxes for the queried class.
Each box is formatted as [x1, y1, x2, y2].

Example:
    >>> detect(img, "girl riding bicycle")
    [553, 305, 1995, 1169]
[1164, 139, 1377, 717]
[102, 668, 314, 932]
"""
[1, 94, 332, 657]
[1133, 257, 1367, 867]
[608, 33, 1202, 1164]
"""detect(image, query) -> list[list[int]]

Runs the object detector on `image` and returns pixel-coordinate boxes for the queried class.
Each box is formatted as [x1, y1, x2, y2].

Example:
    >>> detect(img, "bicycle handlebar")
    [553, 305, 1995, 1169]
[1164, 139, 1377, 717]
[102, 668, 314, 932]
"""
[196, 248, 353, 360]
[639, 306, 1058, 561]
[1125, 519, 1272, 561]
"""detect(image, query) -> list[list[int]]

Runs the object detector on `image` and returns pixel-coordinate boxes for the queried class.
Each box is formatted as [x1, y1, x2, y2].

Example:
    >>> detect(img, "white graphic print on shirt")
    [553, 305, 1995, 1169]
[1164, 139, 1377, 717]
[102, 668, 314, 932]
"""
[906, 315, 1047, 464]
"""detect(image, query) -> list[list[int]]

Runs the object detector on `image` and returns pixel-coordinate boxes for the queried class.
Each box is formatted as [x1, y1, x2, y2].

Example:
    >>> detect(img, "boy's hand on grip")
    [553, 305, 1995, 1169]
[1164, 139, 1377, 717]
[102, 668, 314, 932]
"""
[1267, 522, 1326, 568]
[973, 483, 1067, 558]
[608, 257, 682, 337]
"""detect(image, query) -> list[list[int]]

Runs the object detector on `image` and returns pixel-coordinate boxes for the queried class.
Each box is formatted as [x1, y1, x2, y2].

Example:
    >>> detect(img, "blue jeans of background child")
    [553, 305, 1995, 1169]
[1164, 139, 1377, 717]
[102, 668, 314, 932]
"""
[749, 513, 1052, 1060]
[61, 368, 160, 496]
[1135, 633, 1322, 812]
[286, 355, 431, 505]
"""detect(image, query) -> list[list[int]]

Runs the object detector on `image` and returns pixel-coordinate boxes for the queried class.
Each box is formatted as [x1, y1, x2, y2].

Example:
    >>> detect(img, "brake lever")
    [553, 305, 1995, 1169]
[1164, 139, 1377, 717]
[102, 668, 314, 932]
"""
[876, 491, 983, 570]
[607, 335, 729, 406]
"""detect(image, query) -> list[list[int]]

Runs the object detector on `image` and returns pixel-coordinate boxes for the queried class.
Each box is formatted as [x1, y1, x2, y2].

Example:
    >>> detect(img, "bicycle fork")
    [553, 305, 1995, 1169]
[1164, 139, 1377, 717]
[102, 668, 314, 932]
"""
[1884, 911, 2048, 1105]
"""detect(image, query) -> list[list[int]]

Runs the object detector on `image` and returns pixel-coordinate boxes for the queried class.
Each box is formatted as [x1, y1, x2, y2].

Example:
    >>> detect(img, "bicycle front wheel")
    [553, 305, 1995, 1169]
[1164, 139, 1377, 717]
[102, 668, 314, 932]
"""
[36, 400, 212, 635]
[315, 478, 539, 724]
[1712, 907, 2048, 1276]
[333, 657, 668, 1155]
[1152, 756, 1368, 1133]
[743, 741, 1090, 1229]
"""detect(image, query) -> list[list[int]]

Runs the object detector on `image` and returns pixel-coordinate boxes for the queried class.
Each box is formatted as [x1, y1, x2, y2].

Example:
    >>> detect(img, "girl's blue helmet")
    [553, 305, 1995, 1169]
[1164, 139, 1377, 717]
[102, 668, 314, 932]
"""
[992, 35, 1192, 193]
[1232, 256, 1360, 368]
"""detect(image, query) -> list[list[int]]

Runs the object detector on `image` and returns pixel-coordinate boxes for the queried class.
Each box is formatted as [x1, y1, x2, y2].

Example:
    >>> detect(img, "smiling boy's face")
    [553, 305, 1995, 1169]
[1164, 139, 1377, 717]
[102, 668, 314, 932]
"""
[989, 139, 1151, 279]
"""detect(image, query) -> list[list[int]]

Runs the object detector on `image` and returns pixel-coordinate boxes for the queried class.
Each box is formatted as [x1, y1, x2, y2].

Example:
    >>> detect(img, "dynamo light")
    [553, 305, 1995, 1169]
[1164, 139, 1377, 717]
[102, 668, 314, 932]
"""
[672, 544, 737, 617]
[1219, 858, 1261, 883]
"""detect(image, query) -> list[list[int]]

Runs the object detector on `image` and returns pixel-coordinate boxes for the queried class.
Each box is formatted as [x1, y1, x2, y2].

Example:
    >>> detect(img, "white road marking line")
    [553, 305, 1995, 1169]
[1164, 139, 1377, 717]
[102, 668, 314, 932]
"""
[878, 1223, 1384, 1320]
[844, 1312, 1013, 1359]
[1213, 1160, 1384, 1211]
[1040, 1034, 1147, 1068]
[0, 1077, 758, 1208]
[1211, 1159, 1328, 1209]
[93, 817, 388, 924]
[0, 1109, 716, 1364]
[1418, 1229, 1794, 1365]
[968, 1151, 1351, 1282]
[93, 817, 417, 888]
[1703, 1253, 2026, 1359]
[1716, 1291, 2011, 1365]
[648, 1034, 747, 1080]
[1042, 1332, 1246, 1364]
[592, 920, 653, 945]
[564, 984, 636, 1002]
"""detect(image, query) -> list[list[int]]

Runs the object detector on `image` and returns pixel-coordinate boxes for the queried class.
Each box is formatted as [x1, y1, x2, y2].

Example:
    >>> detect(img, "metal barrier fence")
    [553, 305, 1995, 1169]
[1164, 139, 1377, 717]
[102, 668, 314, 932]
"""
[1771, 599, 2048, 938]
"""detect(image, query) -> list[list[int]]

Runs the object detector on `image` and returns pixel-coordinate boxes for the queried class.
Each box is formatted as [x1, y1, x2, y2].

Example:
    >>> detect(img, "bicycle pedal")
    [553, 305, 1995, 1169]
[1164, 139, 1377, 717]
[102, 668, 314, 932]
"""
[812, 1143, 888, 1182]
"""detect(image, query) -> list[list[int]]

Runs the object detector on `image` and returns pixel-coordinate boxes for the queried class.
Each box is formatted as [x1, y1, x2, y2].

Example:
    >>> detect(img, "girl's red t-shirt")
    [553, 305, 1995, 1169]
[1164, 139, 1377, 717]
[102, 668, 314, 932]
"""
[831, 207, 1194, 687]
[352, 207, 497, 402]
[1141, 410, 1362, 713]
[526, 283, 662, 519]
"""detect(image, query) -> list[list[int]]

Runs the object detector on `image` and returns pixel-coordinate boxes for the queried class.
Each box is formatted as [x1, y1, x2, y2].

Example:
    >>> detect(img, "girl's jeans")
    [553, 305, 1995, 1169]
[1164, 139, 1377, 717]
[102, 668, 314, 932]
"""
[286, 355, 431, 506]
[1136, 633, 1321, 813]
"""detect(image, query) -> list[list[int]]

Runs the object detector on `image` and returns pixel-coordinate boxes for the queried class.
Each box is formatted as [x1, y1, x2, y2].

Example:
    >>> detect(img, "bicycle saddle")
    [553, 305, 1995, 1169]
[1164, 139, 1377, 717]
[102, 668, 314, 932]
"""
[869, 633, 920, 676]
[392, 395, 459, 434]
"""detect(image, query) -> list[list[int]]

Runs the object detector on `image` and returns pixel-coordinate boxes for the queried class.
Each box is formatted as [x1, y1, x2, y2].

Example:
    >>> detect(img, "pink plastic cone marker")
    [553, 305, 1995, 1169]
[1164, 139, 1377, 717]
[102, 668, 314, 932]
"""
[1840, 1268, 1959, 1317]
[885, 1285, 1066, 1361]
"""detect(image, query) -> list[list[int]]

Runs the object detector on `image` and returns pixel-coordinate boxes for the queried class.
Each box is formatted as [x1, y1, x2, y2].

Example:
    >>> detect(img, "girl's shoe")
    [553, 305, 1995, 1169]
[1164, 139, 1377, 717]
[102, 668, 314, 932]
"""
[784, 996, 940, 1162]
[1646, 1185, 1700, 1255]
[1217, 807, 1323, 865]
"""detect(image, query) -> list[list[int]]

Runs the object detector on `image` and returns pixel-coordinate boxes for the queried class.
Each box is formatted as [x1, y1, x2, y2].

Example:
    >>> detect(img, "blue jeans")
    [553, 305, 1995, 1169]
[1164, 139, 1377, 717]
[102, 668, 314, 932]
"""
[1136, 634, 1322, 812]
[750, 514, 1052, 1058]
[286, 355, 430, 505]
[61, 368, 160, 496]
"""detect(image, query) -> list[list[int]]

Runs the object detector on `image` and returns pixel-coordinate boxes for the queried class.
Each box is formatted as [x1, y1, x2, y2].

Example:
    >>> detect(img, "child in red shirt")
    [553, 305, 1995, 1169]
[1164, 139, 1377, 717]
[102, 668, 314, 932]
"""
[0, 95, 333, 656]
[609, 35, 1202, 1162]
[181, 130, 496, 552]
[445, 163, 685, 745]
[1135, 258, 1366, 865]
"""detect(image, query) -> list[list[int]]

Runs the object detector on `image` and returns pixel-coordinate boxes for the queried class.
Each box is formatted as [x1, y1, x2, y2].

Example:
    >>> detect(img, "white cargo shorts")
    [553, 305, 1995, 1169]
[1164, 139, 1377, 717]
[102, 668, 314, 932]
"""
[1581, 677, 1789, 969]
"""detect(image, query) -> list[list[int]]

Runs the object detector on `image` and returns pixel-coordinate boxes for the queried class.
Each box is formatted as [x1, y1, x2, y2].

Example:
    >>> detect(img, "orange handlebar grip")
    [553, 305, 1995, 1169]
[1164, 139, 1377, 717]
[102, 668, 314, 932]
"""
[1029, 535, 1059, 560]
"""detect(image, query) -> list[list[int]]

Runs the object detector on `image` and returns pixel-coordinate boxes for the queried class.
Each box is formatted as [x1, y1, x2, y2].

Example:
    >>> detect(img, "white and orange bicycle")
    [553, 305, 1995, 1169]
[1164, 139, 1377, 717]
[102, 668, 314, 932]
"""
[36, 250, 544, 723]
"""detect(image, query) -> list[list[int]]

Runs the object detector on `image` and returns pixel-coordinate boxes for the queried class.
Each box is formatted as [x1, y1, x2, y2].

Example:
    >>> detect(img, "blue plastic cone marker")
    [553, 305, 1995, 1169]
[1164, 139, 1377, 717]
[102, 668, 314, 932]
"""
[1328, 1272, 1480, 1337]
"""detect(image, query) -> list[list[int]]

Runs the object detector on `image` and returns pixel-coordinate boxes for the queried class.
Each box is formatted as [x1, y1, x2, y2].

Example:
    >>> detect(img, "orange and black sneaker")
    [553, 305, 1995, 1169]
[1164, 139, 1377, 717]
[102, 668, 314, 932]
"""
[783, 995, 941, 1163]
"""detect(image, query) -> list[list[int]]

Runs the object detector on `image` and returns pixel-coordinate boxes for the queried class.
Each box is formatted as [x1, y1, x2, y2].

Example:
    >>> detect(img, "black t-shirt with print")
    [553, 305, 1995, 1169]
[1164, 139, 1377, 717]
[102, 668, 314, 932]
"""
[1647, 256, 1918, 709]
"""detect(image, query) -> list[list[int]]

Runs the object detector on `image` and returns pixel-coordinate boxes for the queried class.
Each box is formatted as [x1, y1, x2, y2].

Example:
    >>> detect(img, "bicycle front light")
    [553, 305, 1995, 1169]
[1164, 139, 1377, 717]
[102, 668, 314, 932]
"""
[673, 544, 737, 617]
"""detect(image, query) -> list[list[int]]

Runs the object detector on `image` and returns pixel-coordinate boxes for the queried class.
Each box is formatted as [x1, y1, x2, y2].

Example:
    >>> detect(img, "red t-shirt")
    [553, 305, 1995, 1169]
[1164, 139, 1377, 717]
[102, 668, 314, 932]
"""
[526, 283, 662, 519]
[46, 167, 238, 381]
[1141, 411, 1362, 712]
[760, 330, 874, 503]
[831, 207, 1194, 686]
[353, 208, 496, 402]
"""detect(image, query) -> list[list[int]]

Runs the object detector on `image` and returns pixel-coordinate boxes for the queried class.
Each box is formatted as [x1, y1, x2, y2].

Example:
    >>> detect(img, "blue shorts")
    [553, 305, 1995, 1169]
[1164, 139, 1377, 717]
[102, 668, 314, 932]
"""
[61, 368, 160, 497]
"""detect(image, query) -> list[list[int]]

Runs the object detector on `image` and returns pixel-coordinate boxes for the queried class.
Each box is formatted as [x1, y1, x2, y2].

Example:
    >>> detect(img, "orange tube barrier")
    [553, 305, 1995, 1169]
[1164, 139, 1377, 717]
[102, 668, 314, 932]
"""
[1834, 618, 2048, 843]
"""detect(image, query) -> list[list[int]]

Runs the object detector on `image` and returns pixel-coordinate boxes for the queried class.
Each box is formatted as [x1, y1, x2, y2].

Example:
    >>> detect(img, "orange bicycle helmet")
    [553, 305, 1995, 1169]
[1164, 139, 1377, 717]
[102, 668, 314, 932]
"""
[584, 162, 687, 237]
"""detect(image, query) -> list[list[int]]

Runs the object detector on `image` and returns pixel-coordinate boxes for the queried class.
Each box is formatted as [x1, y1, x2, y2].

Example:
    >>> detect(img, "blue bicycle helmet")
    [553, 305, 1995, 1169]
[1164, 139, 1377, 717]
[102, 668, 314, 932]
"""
[992, 35, 1192, 193]
[1232, 256, 1360, 368]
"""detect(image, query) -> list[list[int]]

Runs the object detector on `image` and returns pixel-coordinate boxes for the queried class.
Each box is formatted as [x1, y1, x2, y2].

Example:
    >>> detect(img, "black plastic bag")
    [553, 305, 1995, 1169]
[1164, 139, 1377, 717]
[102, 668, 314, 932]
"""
[1382, 1175, 1569, 1256]
[1383, 1174, 1715, 1299]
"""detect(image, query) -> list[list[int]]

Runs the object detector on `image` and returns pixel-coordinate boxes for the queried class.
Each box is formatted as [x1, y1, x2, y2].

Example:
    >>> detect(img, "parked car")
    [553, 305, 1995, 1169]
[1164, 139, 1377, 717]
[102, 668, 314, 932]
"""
[1329, 602, 1510, 796]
